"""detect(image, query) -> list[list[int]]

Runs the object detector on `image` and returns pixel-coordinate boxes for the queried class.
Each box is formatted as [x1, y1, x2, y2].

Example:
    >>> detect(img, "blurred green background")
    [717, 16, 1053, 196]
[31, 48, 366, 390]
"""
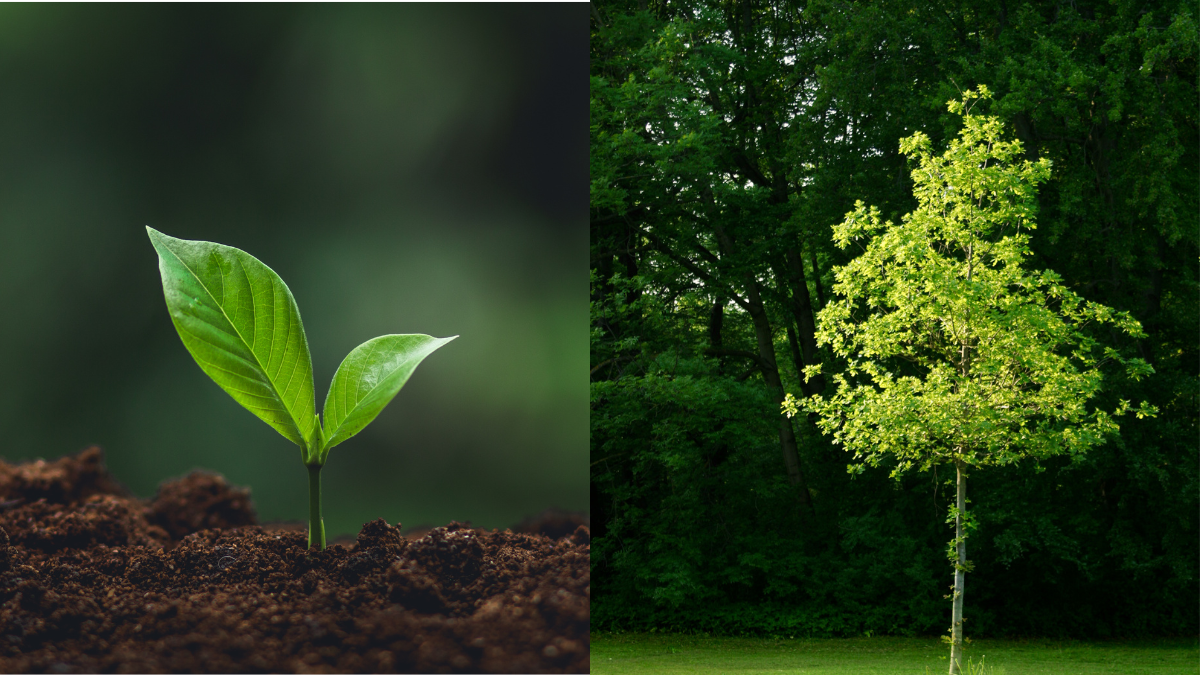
[0, 4, 587, 536]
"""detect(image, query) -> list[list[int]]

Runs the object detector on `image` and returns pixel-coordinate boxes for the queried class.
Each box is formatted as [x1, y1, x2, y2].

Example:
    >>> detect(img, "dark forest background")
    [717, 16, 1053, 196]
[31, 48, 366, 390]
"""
[0, 4, 589, 536]
[590, 0, 1197, 638]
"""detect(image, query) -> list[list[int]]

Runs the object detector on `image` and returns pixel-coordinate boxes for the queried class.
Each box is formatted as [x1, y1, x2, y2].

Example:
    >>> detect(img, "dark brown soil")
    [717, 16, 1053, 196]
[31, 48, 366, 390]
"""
[0, 447, 589, 673]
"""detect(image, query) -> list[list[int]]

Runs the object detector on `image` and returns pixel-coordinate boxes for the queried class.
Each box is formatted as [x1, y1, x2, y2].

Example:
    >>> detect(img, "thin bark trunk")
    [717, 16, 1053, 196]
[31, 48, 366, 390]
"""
[948, 459, 967, 675]
[950, 243, 972, 675]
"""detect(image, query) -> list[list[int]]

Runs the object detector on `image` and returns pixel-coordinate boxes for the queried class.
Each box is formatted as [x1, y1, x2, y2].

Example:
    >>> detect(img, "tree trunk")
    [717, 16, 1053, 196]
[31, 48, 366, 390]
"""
[710, 222, 812, 512]
[709, 297, 726, 375]
[776, 415, 810, 511]
[810, 250, 826, 310]
[784, 319, 805, 383]
[782, 247, 825, 395]
[743, 273, 812, 511]
[769, 258, 807, 381]
[948, 459, 967, 675]
[708, 298, 725, 351]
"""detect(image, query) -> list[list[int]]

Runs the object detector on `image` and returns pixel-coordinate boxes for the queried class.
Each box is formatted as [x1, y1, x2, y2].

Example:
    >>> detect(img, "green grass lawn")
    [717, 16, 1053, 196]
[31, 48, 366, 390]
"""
[591, 632, 1200, 675]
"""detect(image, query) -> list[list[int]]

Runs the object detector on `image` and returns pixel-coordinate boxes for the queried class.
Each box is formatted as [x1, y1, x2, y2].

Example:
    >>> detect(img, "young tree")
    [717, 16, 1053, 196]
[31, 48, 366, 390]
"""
[783, 86, 1156, 674]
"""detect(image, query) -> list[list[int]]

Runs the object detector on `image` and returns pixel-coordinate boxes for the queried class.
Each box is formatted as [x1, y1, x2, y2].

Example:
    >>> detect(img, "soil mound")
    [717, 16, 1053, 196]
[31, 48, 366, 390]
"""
[0, 447, 589, 673]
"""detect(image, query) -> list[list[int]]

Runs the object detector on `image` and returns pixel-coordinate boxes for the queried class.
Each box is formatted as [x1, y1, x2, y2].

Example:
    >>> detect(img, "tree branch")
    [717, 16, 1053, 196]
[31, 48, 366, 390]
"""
[704, 348, 769, 373]
[640, 227, 751, 311]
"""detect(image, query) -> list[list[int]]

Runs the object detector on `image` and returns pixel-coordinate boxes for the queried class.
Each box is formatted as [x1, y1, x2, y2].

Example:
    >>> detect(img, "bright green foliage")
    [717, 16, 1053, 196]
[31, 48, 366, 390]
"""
[785, 88, 1156, 474]
[148, 227, 455, 549]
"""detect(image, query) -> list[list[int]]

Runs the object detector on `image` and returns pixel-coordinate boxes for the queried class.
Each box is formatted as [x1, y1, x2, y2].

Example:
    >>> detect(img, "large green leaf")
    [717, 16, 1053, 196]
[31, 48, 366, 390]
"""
[147, 227, 317, 448]
[320, 334, 457, 455]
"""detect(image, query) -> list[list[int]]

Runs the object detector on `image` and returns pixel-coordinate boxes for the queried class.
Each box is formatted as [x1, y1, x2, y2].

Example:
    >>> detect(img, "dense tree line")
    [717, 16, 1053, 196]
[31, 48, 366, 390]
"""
[590, 0, 1197, 637]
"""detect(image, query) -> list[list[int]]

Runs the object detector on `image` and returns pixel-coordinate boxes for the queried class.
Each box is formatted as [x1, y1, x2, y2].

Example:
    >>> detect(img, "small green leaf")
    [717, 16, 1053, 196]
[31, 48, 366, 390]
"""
[147, 227, 317, 448]
[320, 334, 457, 455]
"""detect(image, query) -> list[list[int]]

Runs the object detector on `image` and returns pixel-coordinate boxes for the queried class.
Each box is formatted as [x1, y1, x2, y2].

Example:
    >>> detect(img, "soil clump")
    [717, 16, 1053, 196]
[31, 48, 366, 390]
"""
[0, 447, 589, 673]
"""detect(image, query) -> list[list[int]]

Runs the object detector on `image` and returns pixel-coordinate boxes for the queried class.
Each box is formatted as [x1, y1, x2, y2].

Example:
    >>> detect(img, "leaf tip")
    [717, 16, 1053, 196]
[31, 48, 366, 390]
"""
[145, 226, 177, 251]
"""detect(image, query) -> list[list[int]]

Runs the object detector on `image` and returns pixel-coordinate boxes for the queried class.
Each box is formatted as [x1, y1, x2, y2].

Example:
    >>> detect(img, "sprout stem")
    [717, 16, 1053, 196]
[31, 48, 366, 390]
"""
[307, 464, 326, 550]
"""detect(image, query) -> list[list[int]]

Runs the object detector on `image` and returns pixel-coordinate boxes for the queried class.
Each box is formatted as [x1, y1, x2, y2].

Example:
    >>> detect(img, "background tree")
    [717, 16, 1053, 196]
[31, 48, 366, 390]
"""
[591, 3, 828, 508]
[785, 87, 1156, 672]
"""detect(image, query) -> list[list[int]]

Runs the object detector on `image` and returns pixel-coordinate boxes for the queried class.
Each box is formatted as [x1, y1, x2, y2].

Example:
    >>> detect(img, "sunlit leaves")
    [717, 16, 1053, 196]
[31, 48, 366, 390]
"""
[792, 88, 1157, 474]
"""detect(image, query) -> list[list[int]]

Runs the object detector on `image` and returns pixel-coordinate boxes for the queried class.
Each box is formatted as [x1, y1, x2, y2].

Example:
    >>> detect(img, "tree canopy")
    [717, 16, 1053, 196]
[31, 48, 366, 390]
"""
[788, 87, 1156, 474]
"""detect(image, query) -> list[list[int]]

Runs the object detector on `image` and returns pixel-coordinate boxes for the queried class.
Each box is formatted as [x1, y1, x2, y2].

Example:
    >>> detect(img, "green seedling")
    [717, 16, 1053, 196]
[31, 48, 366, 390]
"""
[147, 227, 455, 550]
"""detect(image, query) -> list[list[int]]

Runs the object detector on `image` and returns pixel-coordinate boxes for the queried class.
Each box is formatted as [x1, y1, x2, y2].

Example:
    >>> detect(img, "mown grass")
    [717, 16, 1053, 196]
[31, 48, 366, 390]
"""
[591, 632, 1200, 675]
